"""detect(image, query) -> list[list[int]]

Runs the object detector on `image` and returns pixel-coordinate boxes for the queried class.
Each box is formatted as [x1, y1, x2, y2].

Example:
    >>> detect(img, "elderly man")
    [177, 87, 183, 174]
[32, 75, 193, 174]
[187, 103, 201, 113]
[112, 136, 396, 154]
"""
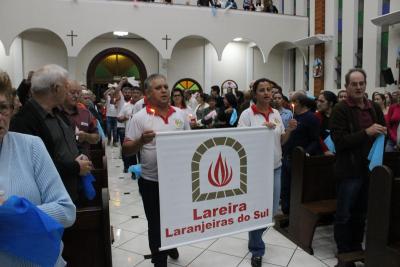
[123, 74, 190, 267]
[10, 64, 92, 204]
[330, 68, 386, 266]
[62, 80, 99, 156]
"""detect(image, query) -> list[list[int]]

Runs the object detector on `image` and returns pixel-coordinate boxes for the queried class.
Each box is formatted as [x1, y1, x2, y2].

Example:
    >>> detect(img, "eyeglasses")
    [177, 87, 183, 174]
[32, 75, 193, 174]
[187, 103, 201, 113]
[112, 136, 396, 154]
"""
[173, 94, 182, 97]
[0, 103, 13, 116]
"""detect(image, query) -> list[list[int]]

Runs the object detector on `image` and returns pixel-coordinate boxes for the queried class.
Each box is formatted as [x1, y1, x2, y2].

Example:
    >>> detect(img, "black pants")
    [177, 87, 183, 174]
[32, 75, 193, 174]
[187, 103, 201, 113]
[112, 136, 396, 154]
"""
[138, 178, 168, 266]
[334, 176, 369, 253]
[281, 156, 291, 215]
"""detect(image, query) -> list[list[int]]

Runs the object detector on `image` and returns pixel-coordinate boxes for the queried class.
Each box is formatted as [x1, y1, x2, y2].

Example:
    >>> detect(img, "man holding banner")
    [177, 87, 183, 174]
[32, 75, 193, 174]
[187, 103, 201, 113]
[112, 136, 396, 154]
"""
[122, 74, 190, 267]
[330, 68, 386, 261]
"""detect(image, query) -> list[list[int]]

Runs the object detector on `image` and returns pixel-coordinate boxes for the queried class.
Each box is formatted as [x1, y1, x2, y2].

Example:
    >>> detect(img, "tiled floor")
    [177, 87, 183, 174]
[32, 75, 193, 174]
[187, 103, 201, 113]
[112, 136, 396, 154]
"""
[106, 146, 347, 267]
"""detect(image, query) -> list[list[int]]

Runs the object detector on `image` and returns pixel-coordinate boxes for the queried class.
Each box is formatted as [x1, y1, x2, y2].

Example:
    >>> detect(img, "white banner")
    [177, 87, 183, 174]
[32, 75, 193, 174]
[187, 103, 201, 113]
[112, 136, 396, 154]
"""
[156, 127, 274, 250]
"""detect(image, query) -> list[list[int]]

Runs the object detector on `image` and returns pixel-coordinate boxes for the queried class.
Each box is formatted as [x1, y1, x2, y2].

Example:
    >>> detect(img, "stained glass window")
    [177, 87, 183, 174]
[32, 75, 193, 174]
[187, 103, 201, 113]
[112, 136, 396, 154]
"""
[173, 78, 202, 91]
[221, 80, 238, 95]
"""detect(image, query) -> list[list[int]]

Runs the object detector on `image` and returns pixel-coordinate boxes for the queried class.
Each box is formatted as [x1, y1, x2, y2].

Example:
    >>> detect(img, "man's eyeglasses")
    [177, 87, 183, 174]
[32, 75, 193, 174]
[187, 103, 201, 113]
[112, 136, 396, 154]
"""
[0, 103, 13, 115]
[173, 94, 182, 97]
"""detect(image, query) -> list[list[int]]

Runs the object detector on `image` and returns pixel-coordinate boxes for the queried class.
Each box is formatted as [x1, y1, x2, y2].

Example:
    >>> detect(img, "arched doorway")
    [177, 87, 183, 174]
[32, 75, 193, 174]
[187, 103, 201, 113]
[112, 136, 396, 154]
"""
[86, 47, 147, 98]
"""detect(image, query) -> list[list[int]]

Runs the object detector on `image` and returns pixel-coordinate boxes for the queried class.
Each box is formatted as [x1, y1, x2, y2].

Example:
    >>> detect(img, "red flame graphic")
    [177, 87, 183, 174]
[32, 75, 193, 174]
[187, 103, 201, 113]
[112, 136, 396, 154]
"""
[208, 153, 233, 187]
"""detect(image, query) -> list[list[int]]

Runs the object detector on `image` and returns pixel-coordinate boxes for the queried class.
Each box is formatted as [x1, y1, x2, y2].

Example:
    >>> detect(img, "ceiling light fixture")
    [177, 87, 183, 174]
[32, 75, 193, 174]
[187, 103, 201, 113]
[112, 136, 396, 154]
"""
[113, 31, 129, 37]
[233, 37, 243, 42]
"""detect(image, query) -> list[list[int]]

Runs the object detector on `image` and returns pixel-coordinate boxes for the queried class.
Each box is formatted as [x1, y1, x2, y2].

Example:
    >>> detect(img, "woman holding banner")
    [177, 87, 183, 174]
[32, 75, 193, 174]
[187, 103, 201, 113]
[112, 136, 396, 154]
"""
[238, 78, 297, 267]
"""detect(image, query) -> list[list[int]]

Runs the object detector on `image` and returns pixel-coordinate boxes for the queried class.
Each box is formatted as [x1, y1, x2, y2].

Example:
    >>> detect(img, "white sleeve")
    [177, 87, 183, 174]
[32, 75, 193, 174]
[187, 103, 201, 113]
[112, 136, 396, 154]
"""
[125, 113, 143, 141]
[238, 110, 251, 127]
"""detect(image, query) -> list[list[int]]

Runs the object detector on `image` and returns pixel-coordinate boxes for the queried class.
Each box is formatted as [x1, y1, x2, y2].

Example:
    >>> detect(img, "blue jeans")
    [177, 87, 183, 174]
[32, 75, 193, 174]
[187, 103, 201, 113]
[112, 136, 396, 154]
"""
[248, 167, 281, 257]
[106, 116, 118, 143]
[334, 176, 369, 253]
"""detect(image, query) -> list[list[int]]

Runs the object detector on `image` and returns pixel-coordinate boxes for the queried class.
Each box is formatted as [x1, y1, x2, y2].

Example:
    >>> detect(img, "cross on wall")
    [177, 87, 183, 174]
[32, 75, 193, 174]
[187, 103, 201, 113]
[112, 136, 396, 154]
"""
[162, 34, 171, 50]
[66, 30, 78, 46]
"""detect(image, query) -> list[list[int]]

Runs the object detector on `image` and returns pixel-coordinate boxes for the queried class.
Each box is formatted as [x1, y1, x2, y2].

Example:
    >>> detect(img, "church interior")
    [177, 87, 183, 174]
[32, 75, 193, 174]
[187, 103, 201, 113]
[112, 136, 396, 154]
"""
[0, 0, 400, 266]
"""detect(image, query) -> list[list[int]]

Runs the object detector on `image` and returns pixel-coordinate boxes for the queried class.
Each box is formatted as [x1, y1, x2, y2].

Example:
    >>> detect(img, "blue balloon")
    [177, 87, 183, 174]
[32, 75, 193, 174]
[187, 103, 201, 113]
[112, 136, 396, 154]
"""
[368, 134, 385, 171]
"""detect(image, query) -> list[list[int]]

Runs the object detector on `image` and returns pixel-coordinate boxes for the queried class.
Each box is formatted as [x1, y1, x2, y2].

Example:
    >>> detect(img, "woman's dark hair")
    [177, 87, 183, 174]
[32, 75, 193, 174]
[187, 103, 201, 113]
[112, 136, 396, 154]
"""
[224, 92, 238, 109]
[198, 93, 209, 103]
[321, 91, 338, 107]
[211, 85, 220, 96]
[252, 78, 275, 94]
[171, 88, 187, 108]
[385, 92, 393, 105]
[374, 93, 387, 107]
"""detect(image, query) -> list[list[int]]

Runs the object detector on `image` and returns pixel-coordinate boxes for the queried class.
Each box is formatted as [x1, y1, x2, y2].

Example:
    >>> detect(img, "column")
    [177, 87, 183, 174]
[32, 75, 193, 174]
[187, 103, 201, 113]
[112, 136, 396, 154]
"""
[362, 0, 382, 88]
[158, 55, 168, 78]
[308, 0, 316, 94]
[203, 42, 214, 94]
[67, 56, 77, 80]
[284, 0, 294, 15]
[246, 44, 254, 90]
[341, 0, 358, 86]
[295, 0, 307, 16]
[388, 1, 400, 88]
[295, 48, 305, 90]
[324, 0, 338, 91]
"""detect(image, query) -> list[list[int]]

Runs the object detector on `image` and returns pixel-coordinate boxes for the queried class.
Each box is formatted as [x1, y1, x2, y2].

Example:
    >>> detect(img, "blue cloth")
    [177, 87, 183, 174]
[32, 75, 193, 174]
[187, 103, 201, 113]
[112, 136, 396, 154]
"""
[279, 108, 293, 129]
[368, 134, 385, 171]
[0, 196, 64, 267]
[97, 119, 106, 140]
[81, 173, 96, 200]
[229, 108, 238, 126]
[211, 5, 217, 16]
[128, 164, 142, 179]
[324, 135, 336, 153]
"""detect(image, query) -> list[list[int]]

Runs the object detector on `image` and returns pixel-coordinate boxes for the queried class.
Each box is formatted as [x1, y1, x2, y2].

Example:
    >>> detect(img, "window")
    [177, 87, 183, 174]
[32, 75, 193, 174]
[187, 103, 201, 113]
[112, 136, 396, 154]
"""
[173, 78, 202, 91]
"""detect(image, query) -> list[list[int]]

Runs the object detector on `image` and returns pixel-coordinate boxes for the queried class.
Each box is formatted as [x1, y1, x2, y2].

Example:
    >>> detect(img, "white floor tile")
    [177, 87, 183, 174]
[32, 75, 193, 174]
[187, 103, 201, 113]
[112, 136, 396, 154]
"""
[119, 234, 151, 255]
[245, 244, 295, 266]
[237, 258, 283, 267]
[189, 250, 243, 267]
[112, 203, 146, 217]
[110, 212, 132, 226]
[189, 238, 217, 249]
[263, 228, 297, 249]
[112, 228, 139, 247]
[119, 218, 148, 234]
[112, 247, 144, 267]
[167, 245, 205, 266]
[288, 249, 327, 267]
[208, 236, 249, 257]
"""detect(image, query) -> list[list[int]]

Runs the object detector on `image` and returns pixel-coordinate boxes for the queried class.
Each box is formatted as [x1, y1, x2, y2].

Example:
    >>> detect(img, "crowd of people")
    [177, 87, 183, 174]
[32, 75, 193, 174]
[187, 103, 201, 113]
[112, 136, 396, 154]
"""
[0, 63, 396, 267]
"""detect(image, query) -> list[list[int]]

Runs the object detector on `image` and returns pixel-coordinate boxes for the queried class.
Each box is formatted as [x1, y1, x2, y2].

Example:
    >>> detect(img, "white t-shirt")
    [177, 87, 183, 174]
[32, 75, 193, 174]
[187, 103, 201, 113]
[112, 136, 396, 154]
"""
[118, 101, 135, 131]
[125, 106, 191, 182]
[238, 105, 285, 169]
[132, 98, 146, 114]
[106, 95, 117, 117]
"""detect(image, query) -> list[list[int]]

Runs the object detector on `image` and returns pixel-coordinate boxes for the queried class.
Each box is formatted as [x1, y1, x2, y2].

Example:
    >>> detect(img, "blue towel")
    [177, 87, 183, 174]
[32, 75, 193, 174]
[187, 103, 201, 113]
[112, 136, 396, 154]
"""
[96, 119, 106, 141]
[367, 134, 385, 171]
[128, 164, 142, 179]
[229, 109, 238, 126]
[81, 173, 96, 200]
[324, 135, 336, 153]
[0, 196, 64, 267]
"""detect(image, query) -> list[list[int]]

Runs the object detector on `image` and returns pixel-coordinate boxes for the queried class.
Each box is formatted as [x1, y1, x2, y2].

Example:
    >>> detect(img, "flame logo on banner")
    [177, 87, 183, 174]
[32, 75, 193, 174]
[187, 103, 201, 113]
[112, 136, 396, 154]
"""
[208, 153, 233, 187]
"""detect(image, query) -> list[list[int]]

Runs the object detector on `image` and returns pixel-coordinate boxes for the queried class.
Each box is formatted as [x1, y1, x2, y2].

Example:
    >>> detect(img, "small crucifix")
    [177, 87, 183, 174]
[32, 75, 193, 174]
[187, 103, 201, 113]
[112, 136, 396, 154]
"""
[162, 34, 171, 50]
[67, 30, 78, 47]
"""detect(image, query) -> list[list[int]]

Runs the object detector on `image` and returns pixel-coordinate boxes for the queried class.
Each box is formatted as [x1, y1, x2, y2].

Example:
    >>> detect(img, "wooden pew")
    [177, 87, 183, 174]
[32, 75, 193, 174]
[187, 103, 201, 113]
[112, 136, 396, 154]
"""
[365, 165, 400, 267]
[63, 188, 112, 267]
[274, 147, 336, 254]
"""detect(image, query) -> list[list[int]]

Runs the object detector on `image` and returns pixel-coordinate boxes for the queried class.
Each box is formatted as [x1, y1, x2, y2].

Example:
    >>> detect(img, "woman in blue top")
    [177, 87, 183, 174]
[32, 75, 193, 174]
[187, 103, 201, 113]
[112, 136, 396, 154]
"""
[0, 71, 76, 266]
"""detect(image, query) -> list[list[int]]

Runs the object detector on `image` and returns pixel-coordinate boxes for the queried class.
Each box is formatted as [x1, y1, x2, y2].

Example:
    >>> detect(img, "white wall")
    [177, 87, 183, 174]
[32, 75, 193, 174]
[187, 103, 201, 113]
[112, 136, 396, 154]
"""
[0, 38, 23, 87]
[21, 31, 68, 77]
[168, 38, 205, 90]
[253, 46, 284, 90]
[76, 37, 159, 84]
